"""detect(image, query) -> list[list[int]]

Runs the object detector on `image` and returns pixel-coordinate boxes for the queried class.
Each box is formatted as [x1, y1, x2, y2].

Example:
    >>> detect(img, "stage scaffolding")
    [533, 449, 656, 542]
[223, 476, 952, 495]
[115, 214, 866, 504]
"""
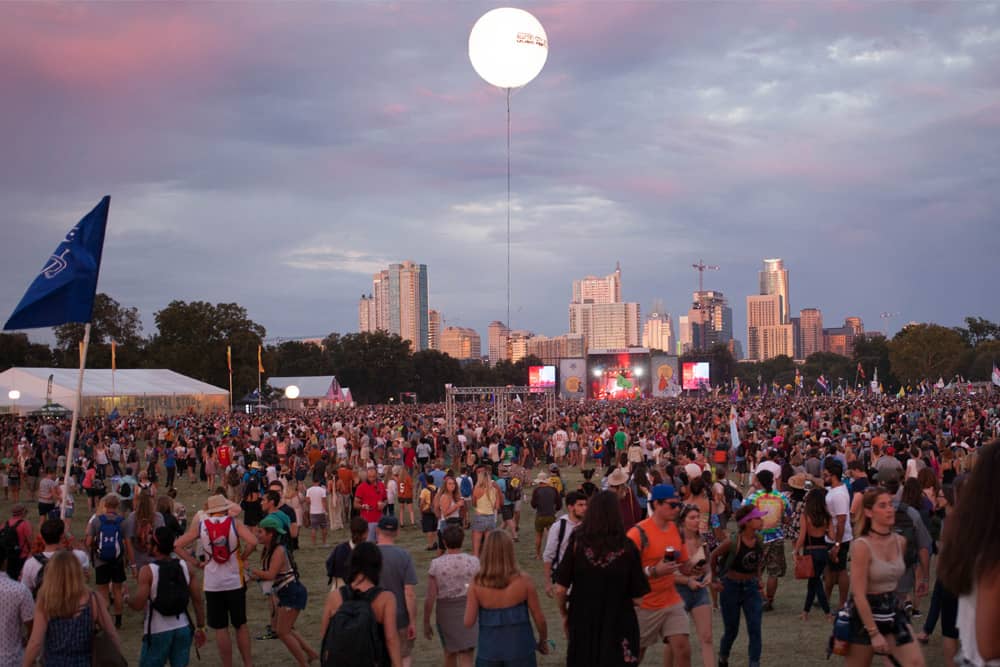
[445, 385, 557, 442]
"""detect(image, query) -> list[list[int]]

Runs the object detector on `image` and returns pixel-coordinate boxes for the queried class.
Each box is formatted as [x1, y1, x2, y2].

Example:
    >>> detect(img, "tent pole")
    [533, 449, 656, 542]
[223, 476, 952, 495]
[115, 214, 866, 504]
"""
[61, 322, 90, 521]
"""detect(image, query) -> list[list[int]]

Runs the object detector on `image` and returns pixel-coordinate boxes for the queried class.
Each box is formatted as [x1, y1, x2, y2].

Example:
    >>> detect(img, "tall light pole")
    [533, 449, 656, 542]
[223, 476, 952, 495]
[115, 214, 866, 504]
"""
[880, 311, 900, 336]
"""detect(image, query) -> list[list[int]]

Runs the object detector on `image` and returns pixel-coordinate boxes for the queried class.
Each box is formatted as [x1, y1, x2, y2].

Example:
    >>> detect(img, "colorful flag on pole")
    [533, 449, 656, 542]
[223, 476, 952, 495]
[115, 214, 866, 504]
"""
[897, 386, 905, 398]
[816, 374, 829, 394]
[992, 364, 1000, 388]
[227, 345, 232, 373]
[730, 405, 741, 451]
[111, 341, 116, 371]
[4, 196, 110, 330]
[257, 345, 265, 374]
[857, 362, 865, 380]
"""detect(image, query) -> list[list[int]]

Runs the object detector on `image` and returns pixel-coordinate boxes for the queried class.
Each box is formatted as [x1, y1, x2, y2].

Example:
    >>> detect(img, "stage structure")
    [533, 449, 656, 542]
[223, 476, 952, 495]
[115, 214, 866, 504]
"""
[586, 348, 652, 399]
[445, 385, 556, 442]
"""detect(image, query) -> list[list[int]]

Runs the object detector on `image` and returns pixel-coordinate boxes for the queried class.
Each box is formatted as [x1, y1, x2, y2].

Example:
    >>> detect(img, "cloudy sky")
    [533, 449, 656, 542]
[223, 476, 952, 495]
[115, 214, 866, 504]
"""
[2, 1, 998, 351]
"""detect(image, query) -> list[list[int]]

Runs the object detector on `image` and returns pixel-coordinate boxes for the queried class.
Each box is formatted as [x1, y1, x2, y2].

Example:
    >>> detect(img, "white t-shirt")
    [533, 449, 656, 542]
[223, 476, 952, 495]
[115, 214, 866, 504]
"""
[20, 549, 91, 592]
[146, 559, 191, 635]
[824, 483, 853, 543]
[386, 479, 398, 504]
[754, 460, 782, 482]
[199, 517, 242, 592]
[306, 485, 328, 514]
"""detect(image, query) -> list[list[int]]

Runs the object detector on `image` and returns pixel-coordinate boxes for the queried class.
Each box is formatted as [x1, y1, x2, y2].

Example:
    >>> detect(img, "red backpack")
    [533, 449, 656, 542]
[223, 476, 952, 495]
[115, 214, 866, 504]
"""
[204, 517, 236, 564]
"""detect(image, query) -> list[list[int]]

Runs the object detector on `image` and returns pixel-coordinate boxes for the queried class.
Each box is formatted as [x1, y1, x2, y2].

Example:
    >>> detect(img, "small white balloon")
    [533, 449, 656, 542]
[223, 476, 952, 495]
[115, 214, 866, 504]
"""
[469, 7, 548, 89]
[284, 385, 300, 400]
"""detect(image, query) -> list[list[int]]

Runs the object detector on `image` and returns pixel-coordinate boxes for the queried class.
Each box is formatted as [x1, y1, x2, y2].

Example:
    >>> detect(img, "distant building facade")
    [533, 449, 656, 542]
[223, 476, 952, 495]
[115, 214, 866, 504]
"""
[440, 327, 481, 360]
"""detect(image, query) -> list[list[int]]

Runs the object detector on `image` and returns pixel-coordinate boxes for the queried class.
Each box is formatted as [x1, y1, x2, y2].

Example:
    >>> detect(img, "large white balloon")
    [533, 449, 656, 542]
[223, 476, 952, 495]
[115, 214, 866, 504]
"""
[469, 7, 548, 89]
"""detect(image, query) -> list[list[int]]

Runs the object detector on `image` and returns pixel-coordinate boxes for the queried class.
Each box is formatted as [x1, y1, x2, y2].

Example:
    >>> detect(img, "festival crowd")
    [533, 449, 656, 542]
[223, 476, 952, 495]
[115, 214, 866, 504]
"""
[0, 391, 998, 667]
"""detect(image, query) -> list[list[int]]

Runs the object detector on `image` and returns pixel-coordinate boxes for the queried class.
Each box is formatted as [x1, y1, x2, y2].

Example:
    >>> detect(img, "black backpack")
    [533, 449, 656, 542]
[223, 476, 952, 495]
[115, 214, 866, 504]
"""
[31, 552, 50, 597]
[0, 520, 24, 568]
[723, 480, 744, 515]
[321, 586, 386, 667]
[894, 503, 919, 568]
[147, 559, 191, 641]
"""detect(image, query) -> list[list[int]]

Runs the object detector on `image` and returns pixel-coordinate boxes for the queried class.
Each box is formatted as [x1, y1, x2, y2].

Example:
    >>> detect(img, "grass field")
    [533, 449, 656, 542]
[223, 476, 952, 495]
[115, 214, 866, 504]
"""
[5, 465, 951, 667]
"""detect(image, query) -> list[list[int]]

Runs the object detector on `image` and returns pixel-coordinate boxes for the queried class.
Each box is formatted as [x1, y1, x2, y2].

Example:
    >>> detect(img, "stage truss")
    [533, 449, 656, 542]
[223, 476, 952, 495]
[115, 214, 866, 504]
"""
[445, 385, 557, 441]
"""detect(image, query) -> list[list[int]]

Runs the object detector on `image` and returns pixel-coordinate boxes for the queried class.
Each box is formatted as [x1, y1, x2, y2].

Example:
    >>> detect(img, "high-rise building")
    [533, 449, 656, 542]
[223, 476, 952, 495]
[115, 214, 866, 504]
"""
[358, 294, 377, 333]
[677, 315, 692, 355]
[747, 294, 794, 360]
[362, 261, 429, 352]
[687, 290, 733, 351]
[440, 327, 481, 360]
[526, 333, 585, 365]
[572, 262, 621, 305]
[790, 316, 802, 359]
[487, 321, 511, 366]
[758, 258, 790, 324]
[845, 317, 864, 337]
[508, 330, 533, 363]
[799, 308, 824, 359]
[642, 308, 673, 353]
[824, 317, 864, 357]
[569, 302, 640, 350]
[428, 310, 441, 351]
[569, 263, 639, 351]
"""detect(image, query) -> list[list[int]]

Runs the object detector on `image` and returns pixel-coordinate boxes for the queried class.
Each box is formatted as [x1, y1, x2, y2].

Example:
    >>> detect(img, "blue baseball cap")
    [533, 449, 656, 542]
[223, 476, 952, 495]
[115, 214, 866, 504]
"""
[650, 484, 678, 502]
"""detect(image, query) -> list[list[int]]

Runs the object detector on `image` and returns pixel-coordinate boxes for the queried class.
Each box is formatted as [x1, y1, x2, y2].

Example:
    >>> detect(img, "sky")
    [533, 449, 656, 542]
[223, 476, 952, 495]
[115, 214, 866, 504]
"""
[2, 1, 999, 352]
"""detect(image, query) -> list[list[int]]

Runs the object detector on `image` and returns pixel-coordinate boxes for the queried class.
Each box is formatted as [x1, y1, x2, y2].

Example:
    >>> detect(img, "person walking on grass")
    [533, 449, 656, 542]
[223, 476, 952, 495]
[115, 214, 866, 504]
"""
[530, 473, 561, 561]
[424, 524, 479, 667]
[250, 516, 319, 667]
[305, 477, 329, 547]
[128, 526, 207, 667]
[376, 515, 419, 667]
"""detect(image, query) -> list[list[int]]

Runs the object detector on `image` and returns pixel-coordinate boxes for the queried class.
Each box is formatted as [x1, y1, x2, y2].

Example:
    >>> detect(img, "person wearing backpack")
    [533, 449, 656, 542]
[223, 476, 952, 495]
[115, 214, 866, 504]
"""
[880, 470, 931, 615]
[175, 493, 258, 667]
[319, 540, 401, 667]
[86, 494, 132, 629]
[250, 515, 319, 666]
[125, 490, 167, 574]
[20, 518, 90, 597]
[542, 490, 586, 597]
[128, 526, 207, 667]
[1, 503, 32, 581]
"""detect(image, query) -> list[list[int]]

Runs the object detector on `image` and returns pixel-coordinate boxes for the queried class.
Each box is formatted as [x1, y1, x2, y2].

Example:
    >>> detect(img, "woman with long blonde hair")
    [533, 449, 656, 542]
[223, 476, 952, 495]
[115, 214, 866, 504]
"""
[435, 475, 465, 553]
[22, 550, 121, 666]
[464, 530, 549, 665]
[470, 467, 501, 557]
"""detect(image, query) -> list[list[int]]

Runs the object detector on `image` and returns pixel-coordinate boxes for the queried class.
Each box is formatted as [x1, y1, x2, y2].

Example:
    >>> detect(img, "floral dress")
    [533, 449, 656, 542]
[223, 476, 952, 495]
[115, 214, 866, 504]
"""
[555, 533, 650, 666]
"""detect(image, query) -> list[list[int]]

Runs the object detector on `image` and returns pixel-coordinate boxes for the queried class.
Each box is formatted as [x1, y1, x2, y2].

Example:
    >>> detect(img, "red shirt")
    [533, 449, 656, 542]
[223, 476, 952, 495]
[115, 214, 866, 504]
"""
[217, 445, 232, 467]
[355, 480, 386, 523]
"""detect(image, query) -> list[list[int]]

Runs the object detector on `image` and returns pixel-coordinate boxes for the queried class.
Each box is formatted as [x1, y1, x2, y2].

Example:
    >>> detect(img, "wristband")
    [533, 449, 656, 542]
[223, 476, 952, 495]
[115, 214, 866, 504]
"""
[865, 626, 878, 636]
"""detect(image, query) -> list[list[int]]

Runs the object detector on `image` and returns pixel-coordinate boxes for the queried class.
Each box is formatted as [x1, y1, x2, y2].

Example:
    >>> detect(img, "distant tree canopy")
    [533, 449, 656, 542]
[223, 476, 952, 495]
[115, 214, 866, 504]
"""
[7, 294, 999, 400]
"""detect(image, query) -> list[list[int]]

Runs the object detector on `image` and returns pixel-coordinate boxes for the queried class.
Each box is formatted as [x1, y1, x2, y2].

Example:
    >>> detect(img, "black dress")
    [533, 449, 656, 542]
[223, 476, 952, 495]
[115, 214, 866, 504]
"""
[555, 532, 650, 666]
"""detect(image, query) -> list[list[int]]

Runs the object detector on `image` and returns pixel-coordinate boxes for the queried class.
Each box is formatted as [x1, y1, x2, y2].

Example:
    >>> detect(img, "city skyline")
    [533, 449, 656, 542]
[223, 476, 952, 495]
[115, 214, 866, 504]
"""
[2, 3, 998, 349]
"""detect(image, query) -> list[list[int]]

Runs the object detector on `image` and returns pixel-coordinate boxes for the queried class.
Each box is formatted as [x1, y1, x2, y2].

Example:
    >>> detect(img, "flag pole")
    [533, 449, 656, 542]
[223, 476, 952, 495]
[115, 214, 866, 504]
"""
[61, 322, 90, 521]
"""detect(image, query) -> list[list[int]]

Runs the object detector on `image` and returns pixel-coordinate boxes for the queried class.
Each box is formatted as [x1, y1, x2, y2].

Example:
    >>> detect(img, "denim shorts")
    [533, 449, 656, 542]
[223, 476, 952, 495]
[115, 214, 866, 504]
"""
[677, 584, 711, 612]
[140, 626, 192, 667]
[276, 580, 308, 610]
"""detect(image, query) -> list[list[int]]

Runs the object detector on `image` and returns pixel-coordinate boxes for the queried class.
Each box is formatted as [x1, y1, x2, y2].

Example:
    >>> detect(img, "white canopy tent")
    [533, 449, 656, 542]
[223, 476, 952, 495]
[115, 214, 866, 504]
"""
[0, 367, 229, 416]
[267, 375, 349, 409]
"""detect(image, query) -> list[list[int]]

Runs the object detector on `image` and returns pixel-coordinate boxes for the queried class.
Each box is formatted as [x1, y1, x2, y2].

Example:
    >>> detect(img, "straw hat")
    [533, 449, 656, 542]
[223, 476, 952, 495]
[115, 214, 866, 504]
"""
[607, 468, 629, 487]
[534, 472, 550, 485]
[786, 473, 823, 490]
[205, 494, 236, 515]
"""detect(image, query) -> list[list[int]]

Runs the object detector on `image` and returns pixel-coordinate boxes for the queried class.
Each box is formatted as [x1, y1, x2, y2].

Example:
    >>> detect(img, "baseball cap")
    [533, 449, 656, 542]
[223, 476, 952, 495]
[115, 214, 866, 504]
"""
[650, 484, 678, 502]
[377, 515, 400, 531]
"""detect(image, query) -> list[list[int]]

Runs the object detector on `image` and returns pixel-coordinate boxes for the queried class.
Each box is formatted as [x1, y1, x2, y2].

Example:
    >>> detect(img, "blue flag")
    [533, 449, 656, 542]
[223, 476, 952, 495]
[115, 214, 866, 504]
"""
[4, 196, 110, 330]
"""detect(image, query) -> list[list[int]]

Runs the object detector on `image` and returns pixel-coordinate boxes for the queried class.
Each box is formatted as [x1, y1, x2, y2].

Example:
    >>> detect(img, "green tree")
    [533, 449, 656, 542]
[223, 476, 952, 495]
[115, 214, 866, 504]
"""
[953, 316, 1000, 347]
[326, 331, 413, 404]
[965, 339, 1000, 381]
[410, 350, 464, 402]
[760, 355, 796, 387]
[852, 334, 896, 389]
[271, 341, 331, 377]
[146, 301, 266, 396]
[802, 352, 853, 389]
[53, 293, 144, 369]
[888, 324, 970, 385]
[0, 333, 56, 370]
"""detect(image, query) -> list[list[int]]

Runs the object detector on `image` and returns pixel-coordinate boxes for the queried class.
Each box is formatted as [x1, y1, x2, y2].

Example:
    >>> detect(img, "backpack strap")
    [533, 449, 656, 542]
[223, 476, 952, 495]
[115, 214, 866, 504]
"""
[551, 517, 569, 577]
[635, 523, 649, 552]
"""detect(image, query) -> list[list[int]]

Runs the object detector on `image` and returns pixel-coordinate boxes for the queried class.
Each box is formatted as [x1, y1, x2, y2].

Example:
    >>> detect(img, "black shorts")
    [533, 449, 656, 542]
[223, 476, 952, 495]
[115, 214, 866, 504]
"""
[95, 560, 127, 585]
[828, 540, 851, 572]
[500, 505, 514, 521]
[421, 512, 438, 533]
[38, 502, 55, 517]
[206, 587, 248, 629]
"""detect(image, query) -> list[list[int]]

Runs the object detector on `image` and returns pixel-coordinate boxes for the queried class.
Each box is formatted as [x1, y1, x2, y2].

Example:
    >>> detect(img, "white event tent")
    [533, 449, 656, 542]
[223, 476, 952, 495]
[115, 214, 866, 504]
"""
[0, 367, 229, 416]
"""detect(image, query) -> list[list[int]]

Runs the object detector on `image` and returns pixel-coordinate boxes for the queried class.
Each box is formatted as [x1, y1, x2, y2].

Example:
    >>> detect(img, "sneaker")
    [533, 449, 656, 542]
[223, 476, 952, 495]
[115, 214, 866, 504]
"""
[911, 608, 922, 618]
[256, 627, 277, 641]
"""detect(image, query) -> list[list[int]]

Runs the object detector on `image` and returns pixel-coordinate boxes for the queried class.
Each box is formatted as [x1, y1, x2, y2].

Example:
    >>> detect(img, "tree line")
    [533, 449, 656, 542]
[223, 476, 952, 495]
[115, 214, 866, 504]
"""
[0, 294, 545, 404]
[1, 294, 997, 403]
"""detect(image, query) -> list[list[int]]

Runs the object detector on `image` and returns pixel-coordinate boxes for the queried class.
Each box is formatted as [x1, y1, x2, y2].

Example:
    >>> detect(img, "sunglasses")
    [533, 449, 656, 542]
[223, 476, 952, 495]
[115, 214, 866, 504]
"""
[665, 501, 682, 508]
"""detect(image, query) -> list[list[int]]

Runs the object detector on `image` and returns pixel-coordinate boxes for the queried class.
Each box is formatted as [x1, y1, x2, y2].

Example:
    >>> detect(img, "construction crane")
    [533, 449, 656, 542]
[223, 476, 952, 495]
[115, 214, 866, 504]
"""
[692, 259, 720, 293]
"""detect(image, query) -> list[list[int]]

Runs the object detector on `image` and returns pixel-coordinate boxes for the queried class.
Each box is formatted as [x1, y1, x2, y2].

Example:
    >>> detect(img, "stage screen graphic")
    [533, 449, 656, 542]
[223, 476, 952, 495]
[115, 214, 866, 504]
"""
[559, 358, 586, 399]
[528, 365, 556, 389]
[682, 362, 711, 390]
[586, 351, 651, 399]
[651, 355, 681, 398]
